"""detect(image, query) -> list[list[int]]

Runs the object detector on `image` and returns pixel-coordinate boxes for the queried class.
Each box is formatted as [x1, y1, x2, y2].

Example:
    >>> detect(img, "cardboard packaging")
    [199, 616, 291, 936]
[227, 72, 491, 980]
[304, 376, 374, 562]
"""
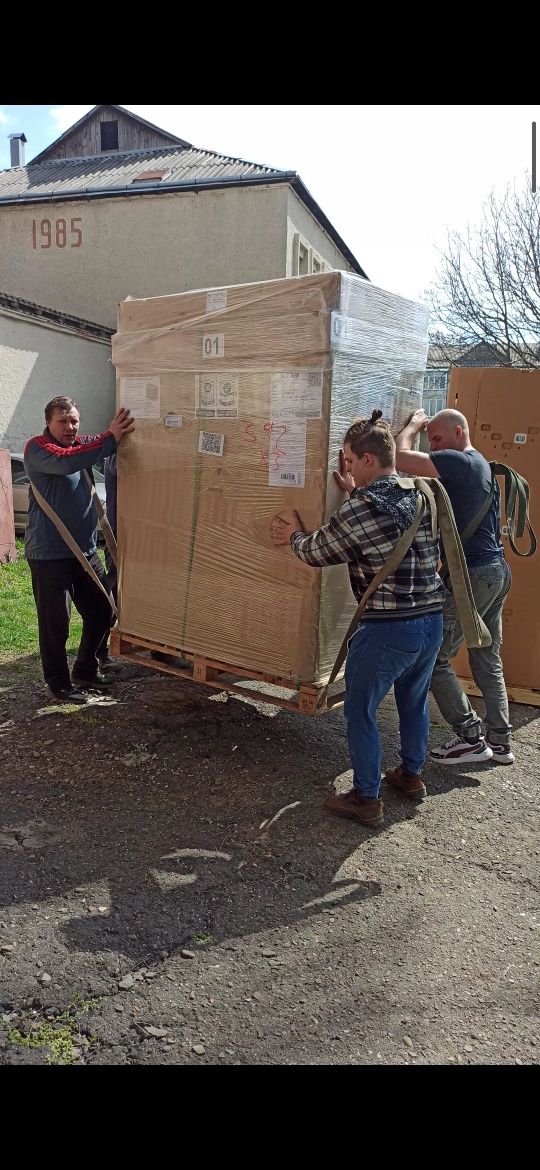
[449, 367, 540, 694]
[112, 272, 428, 683]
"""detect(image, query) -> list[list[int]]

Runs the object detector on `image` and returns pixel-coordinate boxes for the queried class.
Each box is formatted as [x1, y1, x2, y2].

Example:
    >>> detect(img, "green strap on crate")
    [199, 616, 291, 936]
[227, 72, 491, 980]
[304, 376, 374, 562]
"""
[440, 462, 536, 575]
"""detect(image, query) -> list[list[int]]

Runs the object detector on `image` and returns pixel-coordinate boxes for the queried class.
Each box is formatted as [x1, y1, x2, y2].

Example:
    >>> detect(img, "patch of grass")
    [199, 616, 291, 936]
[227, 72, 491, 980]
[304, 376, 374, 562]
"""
[0, 541, 87, 660]
[7, 996, 101, 1065]
[192, 931, 215, 946]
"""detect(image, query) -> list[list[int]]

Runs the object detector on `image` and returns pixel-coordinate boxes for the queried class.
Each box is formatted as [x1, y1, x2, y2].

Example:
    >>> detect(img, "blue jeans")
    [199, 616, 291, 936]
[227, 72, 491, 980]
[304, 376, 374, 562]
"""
[344, 612, 444, 798]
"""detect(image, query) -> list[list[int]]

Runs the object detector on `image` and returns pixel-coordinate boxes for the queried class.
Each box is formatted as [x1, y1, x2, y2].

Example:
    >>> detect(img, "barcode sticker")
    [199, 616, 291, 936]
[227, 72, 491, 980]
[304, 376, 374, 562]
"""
[198, 431, 224, 457]
[206, 290, 227, 313]
[268, 419, 306, 488]
[270, 370, 323, 419]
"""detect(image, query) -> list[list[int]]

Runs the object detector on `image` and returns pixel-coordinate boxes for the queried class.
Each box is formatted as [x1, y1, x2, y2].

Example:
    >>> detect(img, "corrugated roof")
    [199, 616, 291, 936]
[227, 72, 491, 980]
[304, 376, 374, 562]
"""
[0, 145, 368, 278]
[0, 290, 113, 341]
[427, 343, 469, 367]
[0, 145, 285, 200]
[427, 341, 509, 367]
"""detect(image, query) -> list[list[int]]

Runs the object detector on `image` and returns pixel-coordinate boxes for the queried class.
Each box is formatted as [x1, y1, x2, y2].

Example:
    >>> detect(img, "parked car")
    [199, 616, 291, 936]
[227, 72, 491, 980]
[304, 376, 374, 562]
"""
[10, 453, 107, 538]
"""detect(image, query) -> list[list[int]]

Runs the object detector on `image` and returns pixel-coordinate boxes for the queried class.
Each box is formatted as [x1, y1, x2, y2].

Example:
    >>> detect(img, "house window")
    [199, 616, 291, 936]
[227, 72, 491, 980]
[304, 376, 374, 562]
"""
[423, 370, 448, 394]
[424, 394, 446, 417]
[100, 120, 119, 152]
[131, 170, 169, 185]
[423, 392, 447, 417]
[291, 234, 326, 276]
[298, 243, 309, 275]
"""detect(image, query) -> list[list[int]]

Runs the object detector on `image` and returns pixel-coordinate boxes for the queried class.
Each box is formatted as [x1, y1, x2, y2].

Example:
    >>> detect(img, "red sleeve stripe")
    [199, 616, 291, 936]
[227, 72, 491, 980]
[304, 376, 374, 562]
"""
[29, 431, 112, 458]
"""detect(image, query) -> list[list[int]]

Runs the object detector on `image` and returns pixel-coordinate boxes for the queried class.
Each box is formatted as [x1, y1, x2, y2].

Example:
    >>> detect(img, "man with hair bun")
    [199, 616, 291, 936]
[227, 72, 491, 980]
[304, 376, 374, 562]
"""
[270, 410, 444, 829]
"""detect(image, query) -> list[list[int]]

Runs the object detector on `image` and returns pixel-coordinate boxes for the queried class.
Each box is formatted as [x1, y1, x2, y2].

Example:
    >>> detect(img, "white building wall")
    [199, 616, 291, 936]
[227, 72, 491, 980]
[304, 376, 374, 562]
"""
[0, 312, 115, 452]
[286, 188, 357, 276]
[0, 185, 291, 329]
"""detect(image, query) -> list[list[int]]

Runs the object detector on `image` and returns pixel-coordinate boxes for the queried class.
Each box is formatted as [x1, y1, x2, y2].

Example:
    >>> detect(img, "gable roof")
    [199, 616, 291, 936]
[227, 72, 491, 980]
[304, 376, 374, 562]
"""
[427, 343, 471, 367]
[30, 104, 189, 164]
[0, 145, 367, 277]
[427, 340, 509, 368]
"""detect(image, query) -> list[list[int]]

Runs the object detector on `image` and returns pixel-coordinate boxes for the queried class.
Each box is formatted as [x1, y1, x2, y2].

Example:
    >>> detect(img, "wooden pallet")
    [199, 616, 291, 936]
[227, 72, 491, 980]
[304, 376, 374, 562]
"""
[109, 629, 346, 715]
[458, 678, 540, 709]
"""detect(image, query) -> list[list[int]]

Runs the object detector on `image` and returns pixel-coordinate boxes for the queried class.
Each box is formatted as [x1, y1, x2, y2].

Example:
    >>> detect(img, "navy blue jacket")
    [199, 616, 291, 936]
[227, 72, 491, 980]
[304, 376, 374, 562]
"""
[104, 453, 118, 537]
[430, 448, 504, 568]
[24, 428, 117, 560]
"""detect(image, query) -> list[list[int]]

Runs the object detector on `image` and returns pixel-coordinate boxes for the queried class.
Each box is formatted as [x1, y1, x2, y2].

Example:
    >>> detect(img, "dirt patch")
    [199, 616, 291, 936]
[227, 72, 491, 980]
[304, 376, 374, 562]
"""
[1, 660, 539, 1065]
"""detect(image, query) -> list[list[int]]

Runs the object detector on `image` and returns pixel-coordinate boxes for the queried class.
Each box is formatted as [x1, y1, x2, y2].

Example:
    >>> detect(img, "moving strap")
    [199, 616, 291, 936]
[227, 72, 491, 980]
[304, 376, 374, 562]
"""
[492, 463, 536, 558]
[318, 477, 491, 709]
[29, 474, 117, 616]
[320, 492, 426, 701]
[83, 470, 118, 567]
[454, 463, 535, 557]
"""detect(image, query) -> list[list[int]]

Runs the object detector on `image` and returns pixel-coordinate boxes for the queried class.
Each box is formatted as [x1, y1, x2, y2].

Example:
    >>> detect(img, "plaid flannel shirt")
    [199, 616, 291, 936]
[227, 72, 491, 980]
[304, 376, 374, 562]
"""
[291, 477, 444, 619]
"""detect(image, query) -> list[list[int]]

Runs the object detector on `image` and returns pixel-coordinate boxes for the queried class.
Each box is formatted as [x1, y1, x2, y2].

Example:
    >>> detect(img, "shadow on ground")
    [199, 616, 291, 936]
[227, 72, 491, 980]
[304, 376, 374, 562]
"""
[1, 659, 538, 970]
[0, 665, 430, 966]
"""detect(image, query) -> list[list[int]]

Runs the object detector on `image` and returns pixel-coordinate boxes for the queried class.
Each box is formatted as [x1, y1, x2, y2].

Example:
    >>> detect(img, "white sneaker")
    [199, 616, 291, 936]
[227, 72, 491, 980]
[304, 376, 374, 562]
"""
[429, 735, 493, 765]
[486, 739, 515, 765]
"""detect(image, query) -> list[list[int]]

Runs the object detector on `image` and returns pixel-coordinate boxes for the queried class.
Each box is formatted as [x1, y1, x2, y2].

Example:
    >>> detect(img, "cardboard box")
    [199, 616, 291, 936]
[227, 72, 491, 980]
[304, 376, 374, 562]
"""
[449, 367, 540, 693]
[112, 272, 428, 683]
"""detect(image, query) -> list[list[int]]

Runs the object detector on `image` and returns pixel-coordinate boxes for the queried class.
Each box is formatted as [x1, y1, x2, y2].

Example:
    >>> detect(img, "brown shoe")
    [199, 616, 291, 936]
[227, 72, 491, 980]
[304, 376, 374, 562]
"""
[324, 788, 384, 827]
[384, 764, 426, 800]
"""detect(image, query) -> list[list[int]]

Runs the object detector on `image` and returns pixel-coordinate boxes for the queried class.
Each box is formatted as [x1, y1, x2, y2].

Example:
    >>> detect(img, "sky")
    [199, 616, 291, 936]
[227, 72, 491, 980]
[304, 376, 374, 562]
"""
[0, 104, 537, 303]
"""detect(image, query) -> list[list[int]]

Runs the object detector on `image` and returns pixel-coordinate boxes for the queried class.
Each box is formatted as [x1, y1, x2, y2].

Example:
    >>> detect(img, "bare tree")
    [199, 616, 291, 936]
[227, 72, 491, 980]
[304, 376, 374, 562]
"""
[428, 180, 540, 367]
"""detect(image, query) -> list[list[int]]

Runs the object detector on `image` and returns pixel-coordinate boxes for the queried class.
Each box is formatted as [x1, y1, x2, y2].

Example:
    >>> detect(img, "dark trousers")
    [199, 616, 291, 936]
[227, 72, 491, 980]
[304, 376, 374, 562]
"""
[29, 555, 113, 694]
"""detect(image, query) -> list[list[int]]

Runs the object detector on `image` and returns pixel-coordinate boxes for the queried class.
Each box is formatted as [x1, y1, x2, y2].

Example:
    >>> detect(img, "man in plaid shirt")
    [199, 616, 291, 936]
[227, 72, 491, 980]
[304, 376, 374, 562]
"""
[270, 410, 444, 828]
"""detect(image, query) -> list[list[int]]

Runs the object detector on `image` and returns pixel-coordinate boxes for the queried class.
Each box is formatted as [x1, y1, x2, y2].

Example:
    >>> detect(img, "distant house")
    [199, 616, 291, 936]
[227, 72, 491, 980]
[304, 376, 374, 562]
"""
[0, 291, 114, 451]
[0, 105, 368, 330]
[423, 341, 508, 416]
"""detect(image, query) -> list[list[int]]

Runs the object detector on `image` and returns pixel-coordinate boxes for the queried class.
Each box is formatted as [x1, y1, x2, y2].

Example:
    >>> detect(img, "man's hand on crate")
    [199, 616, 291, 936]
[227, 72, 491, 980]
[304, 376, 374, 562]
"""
[109, 406, 135, 444]
[399, 408, 429, 436]
[270, 509, 304, 545]
[333, 448, 355, 495]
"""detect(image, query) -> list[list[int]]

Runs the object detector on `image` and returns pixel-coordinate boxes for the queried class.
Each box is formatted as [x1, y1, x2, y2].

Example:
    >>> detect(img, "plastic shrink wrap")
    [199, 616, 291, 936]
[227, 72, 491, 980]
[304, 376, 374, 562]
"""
[112, 271, 428, 682]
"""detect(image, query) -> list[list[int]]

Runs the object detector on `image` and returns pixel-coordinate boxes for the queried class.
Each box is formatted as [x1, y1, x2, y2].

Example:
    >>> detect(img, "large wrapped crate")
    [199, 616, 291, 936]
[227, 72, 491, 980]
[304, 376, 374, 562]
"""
[111, 272, 428, 684]
[449, 367, 540, 701]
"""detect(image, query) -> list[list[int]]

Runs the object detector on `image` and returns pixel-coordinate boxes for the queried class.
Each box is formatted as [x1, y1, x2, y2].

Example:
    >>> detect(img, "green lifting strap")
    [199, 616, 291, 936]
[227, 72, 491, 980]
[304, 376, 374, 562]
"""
[491, 463, 536, 558]
[439, 461, 536, 577]
[318, 477, 491, 708]
[414, 477, 491, 650]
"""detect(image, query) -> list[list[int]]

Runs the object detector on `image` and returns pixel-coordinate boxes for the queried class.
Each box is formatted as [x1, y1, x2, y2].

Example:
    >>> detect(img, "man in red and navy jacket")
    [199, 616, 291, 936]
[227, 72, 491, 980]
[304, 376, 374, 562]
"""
[23, 395, 133, 704]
